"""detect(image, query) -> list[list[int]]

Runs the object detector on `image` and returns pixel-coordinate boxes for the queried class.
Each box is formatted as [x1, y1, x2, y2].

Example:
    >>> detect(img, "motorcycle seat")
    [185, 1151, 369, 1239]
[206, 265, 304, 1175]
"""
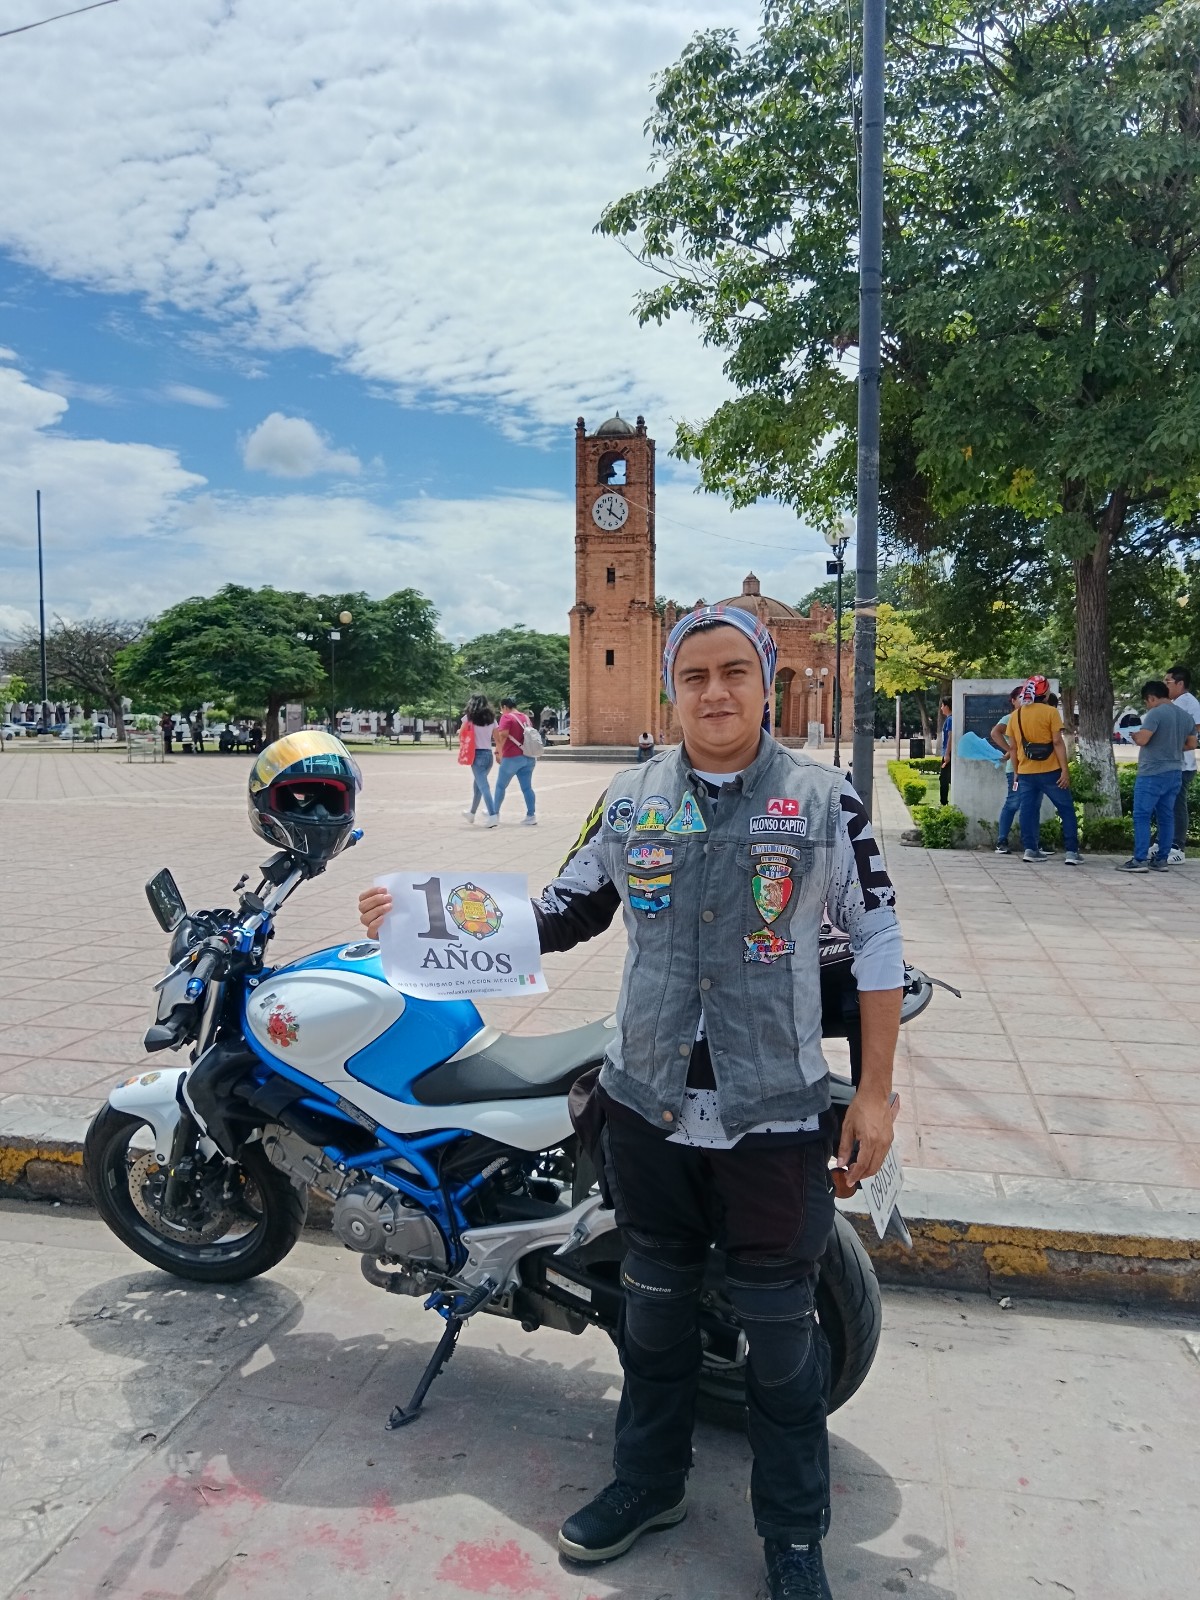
[411, 1017, 616, 1105]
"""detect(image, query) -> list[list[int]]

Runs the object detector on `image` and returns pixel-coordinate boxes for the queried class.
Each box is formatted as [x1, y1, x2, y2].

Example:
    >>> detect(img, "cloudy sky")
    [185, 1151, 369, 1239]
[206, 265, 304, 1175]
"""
[0, 0, 829, 645]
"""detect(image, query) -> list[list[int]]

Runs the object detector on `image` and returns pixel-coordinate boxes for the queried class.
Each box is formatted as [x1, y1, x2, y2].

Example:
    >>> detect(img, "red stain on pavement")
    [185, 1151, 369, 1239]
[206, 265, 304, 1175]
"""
[436, 1539, 557, 1596]
[366, 1489, 398, 1523]
[306, 1521, 371, 1572]
[1017, 1477, 1029, 1488]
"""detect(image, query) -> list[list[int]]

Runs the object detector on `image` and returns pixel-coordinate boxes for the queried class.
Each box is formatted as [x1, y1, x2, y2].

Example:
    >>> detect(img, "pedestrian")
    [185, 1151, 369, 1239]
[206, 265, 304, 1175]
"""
[458, 695, 499, 829]
[937, 694, 952, 805]
[357, 601, 903, 1600]
[637, 730, 655, 763]
[1162, 665, 1200, 863]
[1118, 680, 1197, 873]
[1005, 676, 1080, 865]
[159, 712, 173, 756]
[990, 686, 1024, 854]
[492, 696, 537, 825]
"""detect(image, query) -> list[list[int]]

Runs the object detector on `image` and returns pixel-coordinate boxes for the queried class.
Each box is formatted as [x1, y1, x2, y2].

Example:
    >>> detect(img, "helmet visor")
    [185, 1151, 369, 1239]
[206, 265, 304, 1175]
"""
[249, 731, 363, 795]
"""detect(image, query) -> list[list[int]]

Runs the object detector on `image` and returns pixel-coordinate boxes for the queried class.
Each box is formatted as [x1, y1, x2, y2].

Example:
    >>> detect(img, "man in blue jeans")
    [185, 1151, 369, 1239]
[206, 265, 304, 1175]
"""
[990, 685, 1024, 853]
[1119, 681, 1197, 873]
[1005, 676, 1080, 865]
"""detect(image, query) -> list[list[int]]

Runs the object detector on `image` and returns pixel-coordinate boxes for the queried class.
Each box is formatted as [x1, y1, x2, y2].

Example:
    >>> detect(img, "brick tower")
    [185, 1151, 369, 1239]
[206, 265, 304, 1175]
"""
[569, 412, 659, 746]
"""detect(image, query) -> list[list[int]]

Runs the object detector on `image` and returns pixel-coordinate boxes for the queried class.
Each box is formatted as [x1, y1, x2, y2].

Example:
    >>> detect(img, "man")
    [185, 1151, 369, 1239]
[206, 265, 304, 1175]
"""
[938, 695, 952, 805]
[1163, 666, 1200, 863]
[1005, 676, 1080, 866]
[990, 686, 1024, 854]
[492, 696, 537, 825]
[159, 712, 174, 756]
[360, 606, 902, 1599]
[1119, 680, 1197, 873]
[636, 729, 655, 763]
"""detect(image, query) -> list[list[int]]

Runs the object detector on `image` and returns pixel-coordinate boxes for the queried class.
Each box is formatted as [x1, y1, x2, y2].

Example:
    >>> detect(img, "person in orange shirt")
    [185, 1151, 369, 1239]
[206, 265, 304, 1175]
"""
[1004, 676, 1079, 866]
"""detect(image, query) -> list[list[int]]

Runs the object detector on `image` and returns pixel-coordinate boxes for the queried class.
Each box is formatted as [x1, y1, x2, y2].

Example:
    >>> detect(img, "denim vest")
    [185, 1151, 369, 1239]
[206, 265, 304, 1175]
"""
[597, 735, 843, 1138]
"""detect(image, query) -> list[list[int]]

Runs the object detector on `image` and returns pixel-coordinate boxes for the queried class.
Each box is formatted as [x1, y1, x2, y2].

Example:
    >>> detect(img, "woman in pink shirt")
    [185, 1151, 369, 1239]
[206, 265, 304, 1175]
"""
[492, 696, 538, 825]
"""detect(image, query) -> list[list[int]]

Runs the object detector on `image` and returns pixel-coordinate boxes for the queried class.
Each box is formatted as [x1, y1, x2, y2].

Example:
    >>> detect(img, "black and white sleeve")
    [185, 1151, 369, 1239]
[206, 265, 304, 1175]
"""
[532, 792, 622, 954]
[827, 778, 905, 990]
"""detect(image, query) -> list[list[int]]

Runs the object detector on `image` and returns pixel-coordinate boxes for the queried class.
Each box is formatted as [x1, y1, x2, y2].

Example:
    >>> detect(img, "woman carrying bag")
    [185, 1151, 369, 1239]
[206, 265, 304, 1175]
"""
[459, 695, 500, 828]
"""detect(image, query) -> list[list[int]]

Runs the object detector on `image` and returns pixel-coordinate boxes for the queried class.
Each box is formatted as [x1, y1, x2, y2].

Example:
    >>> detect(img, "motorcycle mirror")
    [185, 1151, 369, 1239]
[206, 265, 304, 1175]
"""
[145, 868, 187, 933]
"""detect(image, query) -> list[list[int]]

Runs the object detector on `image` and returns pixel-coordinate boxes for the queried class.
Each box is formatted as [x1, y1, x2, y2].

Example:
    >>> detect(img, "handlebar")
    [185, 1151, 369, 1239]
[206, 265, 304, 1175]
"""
[185, 943, 226, 1000]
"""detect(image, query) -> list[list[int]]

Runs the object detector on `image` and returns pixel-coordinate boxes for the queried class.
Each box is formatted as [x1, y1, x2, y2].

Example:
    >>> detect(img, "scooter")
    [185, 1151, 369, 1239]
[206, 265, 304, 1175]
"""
[84, 838, 942, 1428]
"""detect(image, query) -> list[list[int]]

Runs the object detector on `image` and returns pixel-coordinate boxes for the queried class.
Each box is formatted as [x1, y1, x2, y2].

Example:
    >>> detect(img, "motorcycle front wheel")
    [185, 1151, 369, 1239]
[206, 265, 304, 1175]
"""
[84, 1105, 306, 1283]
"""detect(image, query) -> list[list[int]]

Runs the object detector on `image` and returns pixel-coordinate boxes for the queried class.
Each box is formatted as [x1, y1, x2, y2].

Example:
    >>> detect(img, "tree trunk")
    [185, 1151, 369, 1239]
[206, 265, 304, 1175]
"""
[913, 690, 932, 742]
[109, 699, 126, 739]
[1073, 503, 1123, 816]
[265, 697, 285, 745]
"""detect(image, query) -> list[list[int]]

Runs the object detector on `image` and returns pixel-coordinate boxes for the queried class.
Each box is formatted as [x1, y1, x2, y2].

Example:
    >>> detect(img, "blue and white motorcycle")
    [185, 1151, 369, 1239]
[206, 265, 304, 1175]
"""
[84, 840, 937, 1426]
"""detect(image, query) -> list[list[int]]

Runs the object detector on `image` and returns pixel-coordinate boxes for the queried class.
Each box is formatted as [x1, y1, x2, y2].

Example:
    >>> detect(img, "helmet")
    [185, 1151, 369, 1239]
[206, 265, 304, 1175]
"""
[247, 731, 362, 869]
[1021, 675, 1050, 702]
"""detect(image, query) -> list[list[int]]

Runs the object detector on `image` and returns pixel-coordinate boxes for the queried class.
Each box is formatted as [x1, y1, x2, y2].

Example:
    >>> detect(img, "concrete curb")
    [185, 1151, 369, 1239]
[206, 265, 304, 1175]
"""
[3, 1098, 1198, 1308]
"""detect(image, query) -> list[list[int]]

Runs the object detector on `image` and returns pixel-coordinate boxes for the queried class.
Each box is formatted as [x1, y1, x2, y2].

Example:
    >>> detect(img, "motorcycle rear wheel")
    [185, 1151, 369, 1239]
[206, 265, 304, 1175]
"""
[84, 1105, 306, 1283]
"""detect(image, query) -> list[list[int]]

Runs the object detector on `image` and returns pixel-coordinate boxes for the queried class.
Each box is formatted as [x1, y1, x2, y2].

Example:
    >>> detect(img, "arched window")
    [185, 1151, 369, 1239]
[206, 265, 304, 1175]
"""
[597, 452, 627, 486]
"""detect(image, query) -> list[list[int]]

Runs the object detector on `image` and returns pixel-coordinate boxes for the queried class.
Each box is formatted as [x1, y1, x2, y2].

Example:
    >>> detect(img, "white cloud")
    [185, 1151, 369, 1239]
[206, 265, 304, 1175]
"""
[161, 382, 226, 409]
[0, 0, 764, 434]
[242, 412, 361, 477]
[42, 371, 121, 406]
[0, 603, 36, 641]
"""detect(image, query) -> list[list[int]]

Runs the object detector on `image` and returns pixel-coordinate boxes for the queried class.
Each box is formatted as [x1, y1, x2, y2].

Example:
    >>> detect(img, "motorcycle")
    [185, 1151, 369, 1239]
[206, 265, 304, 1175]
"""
[84, 838, 945, 1429]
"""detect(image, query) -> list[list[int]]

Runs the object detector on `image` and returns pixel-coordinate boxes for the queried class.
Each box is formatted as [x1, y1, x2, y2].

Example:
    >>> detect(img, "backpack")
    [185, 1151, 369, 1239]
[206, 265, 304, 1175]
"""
[520, 717, 543, 759]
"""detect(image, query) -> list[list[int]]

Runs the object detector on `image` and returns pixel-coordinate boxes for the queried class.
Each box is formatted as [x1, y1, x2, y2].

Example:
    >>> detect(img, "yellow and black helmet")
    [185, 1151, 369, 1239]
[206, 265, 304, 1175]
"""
[247, 731, 362, 869]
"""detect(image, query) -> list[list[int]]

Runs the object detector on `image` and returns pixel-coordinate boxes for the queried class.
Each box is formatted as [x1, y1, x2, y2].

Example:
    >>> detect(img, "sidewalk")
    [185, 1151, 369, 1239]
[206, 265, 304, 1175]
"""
[4, 1202, 1197, 1600]
[4, 746, 1199, 1293]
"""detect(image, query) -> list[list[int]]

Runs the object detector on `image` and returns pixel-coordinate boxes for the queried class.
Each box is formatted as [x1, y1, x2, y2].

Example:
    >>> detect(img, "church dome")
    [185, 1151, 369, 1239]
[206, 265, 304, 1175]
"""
[594, 412, 637, 437]
[715, 572, 799, 621]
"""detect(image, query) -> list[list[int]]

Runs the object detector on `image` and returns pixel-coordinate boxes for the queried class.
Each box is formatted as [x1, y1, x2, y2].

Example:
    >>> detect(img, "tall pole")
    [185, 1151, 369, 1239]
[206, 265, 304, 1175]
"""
[851, 0, 885, 812]
[36, 490, 49, 725]
[833, 547, 845, 767]
[329, 630, 338, 732]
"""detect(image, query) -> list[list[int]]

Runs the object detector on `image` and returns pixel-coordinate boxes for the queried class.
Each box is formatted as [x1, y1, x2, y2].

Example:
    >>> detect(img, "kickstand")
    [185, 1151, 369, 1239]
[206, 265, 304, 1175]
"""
[385, 1279, 496, 1430]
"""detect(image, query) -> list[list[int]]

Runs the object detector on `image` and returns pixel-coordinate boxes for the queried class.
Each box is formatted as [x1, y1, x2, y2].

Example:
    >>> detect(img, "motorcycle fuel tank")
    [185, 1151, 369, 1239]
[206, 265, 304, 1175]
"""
[244, 942, 484, 1091]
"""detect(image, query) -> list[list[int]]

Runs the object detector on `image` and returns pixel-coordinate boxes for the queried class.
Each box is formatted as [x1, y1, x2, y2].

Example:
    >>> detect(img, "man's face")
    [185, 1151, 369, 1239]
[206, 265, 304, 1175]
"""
[1166, 674, 1185, 700]
[1143, 692, 1165, 709]
[672, 626, 765, 757]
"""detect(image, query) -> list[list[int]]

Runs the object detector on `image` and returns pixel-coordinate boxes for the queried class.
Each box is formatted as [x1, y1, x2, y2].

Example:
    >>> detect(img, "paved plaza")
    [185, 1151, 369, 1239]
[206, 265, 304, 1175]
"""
[2, 1201, 1196, 1600]
[2, 745, 1199, 1212]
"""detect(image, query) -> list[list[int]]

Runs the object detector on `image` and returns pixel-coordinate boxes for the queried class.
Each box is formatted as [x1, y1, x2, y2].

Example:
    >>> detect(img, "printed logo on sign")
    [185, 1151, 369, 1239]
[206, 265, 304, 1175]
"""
[766, 797, 801, 816]
[606, 797, 635, 834]
[447, 882, 503, 940]
[749, 814, 809, 837]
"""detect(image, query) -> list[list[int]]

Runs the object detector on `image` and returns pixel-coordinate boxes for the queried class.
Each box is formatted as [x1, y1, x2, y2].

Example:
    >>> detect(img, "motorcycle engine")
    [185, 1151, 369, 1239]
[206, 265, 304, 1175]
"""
[332, 1179, 448, 1269]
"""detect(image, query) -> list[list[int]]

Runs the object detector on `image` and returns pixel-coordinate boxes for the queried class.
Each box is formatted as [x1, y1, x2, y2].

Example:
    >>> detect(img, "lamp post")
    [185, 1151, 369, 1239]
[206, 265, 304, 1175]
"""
[824, 518, 853, 766]
[328, 610, 352, 733]
[36, 491, 49, 728]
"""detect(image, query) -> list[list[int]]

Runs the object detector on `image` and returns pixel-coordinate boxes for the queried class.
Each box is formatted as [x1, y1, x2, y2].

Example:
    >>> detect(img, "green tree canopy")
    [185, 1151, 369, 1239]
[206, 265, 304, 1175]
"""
[117, 585, 325, 742]
[309, 590, 456, 722]
[456, 626, 570, 715]
[7, 618, 144, 734]
[600, 0, 1200, 808]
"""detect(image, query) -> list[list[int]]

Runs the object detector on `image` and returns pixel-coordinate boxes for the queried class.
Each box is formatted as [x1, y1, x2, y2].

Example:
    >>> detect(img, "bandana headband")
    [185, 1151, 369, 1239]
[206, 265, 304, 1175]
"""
[662, 605, 778, 728]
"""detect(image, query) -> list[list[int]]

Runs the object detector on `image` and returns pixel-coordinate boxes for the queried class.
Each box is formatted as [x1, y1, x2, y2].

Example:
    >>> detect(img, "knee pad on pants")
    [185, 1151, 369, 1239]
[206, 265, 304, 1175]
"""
[726, 1275, 818, 1389]
[621, 1245, 705, 1354]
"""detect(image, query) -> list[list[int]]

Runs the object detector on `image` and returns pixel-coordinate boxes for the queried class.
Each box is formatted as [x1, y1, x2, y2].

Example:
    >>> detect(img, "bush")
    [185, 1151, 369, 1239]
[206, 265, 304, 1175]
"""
[912, 804, 967, 849]
[1118, 763, 1136, 814]
[1039, 815, 1063, 850]
[902, 780, 928, 808]
[1081, 814, 1134, 853]
[909, 756, 943, 773]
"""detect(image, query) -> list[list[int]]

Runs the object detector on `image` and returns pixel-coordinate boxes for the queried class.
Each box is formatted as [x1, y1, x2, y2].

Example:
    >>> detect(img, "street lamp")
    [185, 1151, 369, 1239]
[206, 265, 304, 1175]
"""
[824, 518, 853, 767]
[328, 610, 352, 733]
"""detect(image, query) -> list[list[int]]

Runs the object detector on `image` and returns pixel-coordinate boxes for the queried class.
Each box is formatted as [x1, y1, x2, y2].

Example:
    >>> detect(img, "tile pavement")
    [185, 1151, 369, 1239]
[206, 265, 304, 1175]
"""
[4, 742, 1199, 1215]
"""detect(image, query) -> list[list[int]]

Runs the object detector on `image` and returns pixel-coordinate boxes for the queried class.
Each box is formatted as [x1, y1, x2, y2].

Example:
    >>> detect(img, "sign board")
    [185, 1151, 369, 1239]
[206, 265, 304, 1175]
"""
[376, 870, 546, 1001]
[961, 692, 1014, 744]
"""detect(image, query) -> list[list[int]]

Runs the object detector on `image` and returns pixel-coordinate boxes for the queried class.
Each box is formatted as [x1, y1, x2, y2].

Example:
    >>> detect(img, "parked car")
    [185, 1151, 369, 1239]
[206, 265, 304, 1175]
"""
[1, 722, 22, 741]
[1113, 708, 1142, 744]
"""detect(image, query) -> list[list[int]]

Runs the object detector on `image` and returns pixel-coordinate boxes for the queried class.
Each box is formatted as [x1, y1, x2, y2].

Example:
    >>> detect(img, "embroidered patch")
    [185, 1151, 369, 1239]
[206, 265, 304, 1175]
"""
[627, 843, 673, 870]
[749, 814, 809, 838]
[447, 881, 503, 940]
[628, 872, 672, 916]
[752, 853, 794, 924]
[606, 796, 635, 834]
[664, 790, 707, 834]
[743, 928, 796, 964]
[766, 797, 801, 816]
[635, 794, 672, 831]
[750, 841, 805, 862]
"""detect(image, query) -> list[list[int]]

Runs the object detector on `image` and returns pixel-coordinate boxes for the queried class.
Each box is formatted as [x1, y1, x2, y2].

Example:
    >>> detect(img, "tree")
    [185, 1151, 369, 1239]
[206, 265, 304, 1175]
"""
[311, 590, 456, 730]
[117, 586, 326, 743]
[828, 601, 957, 738]
[7, 619, 144, 735]
[599, 0, 1200, 811]
[456, 626, 571, 715]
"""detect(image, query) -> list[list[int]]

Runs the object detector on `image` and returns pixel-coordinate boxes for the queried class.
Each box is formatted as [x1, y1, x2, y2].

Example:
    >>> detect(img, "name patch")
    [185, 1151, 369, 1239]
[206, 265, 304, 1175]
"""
[749, 814, 809, 838]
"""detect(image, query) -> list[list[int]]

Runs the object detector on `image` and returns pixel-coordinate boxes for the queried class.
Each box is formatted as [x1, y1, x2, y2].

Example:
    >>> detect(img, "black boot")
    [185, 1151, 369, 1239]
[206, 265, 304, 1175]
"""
[558, 1478, 687, 1563]
[764, 1538, 833, 1599]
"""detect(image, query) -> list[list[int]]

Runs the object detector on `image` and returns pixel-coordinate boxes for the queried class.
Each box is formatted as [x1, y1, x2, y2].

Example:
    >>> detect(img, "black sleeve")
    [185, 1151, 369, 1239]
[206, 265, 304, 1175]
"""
[531, 791, 622, 954]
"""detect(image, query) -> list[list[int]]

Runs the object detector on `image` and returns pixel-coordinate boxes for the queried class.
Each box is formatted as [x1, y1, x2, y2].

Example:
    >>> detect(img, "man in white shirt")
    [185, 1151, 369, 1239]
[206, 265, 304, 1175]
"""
[1165, 665, 1200, 863]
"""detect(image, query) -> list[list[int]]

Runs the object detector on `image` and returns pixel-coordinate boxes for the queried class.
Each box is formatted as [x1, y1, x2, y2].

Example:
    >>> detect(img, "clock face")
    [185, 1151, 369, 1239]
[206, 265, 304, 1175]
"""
[591, 492, 630, 531]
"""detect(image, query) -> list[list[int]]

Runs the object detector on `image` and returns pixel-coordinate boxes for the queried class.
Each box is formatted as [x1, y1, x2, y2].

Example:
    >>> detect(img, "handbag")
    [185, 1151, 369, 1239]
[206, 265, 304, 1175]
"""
[457, 720, 476, 766]
[1016, 706, 1055, 764]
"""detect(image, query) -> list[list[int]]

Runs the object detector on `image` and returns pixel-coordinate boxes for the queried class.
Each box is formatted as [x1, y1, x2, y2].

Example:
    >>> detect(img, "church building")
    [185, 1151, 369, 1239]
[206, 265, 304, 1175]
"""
[569, 413, 843, 747]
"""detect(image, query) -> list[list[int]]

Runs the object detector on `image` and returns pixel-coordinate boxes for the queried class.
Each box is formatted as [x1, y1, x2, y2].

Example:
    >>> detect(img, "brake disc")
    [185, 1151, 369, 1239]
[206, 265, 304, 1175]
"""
[127, 1153, 238, 1243]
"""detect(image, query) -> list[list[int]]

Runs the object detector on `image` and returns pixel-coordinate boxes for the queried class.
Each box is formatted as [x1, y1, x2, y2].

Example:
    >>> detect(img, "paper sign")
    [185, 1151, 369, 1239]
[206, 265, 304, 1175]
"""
[864, 1145, 904, 1240]
[375, 870, 546, 1001]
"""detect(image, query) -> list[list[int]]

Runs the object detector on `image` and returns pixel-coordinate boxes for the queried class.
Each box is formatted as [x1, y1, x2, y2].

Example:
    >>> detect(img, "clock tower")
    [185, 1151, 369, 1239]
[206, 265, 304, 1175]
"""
[569, 412, 658, 746]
